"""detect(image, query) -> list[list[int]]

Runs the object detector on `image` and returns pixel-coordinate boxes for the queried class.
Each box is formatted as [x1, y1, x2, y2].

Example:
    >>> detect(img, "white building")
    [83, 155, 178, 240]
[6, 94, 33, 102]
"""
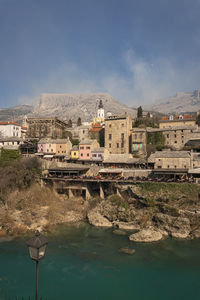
[0, 122, 22, 138]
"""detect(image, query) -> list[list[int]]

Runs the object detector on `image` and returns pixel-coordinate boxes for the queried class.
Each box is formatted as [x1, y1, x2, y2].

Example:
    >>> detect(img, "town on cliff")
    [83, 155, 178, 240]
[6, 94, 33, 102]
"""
[1, 99, 200, 242]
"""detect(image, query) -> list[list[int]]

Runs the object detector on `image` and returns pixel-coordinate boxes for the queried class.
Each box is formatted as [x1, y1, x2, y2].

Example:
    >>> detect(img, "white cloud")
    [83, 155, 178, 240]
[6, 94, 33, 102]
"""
[17, 50, 200, 108]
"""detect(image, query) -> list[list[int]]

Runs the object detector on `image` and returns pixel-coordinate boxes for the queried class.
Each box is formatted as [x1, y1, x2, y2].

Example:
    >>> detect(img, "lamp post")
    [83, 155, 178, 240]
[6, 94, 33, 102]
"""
[26, 230, 48, 300]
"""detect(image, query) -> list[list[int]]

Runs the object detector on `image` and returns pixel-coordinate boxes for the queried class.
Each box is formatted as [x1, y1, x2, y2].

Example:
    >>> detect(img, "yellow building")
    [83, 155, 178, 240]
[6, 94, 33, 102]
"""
[71, 145, 79, 160]
[159, 114, 196, 129]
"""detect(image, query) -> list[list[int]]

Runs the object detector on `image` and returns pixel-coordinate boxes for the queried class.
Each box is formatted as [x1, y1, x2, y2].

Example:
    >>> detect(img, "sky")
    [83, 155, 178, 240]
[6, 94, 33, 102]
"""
[1, 0, 200, 108]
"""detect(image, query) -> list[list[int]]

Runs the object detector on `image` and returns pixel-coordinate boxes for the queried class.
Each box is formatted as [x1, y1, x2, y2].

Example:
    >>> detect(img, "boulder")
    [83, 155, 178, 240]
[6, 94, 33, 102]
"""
[129, 228, 163, 242]
[113, 221, 140, 231]
[87, 210, 113, 228]
[119, 247, 136, 255]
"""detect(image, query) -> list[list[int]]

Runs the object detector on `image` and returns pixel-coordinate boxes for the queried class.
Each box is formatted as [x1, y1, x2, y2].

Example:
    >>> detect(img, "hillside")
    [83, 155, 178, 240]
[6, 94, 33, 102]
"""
[0, 105, 33, 122]
[145, 90, 200, 114]
[31, 93, 137, 121]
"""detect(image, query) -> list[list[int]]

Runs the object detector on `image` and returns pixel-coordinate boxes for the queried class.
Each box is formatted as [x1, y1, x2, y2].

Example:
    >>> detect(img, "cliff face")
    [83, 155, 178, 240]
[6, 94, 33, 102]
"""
[31, 93, 137, 121]
[145, 90, 200, 114]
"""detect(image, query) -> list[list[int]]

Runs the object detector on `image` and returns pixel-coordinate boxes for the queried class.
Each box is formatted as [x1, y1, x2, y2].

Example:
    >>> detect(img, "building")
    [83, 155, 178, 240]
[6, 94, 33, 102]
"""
[105, 114, 132, 154]
[93, 99, 105, 125]
[37, 138, 72, 159]
[0, 137, 22, 150]
[71, 145, 79, 160]
[25, 117, 68, 139]
[79, 139, 100, 161]
[91, 147, 109, 163]
[0, 122, 22, 138]
[148, 150, 191, 169]
[89, 124, 104, 147]
[131, 128, 147, 157]
[103, 153, 146, 168]
[159, 114, 196, 129]
[66, 125, 90, 142]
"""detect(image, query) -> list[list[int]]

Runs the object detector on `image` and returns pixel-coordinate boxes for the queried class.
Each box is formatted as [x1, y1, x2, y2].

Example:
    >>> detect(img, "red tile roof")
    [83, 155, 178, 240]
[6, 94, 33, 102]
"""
[0, 121, 20, 126]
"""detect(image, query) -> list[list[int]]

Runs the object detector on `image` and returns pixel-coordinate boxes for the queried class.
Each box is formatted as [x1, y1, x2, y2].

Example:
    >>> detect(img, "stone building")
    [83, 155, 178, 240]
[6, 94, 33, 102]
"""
[148, 150, 191, 169]
[131, 128, 147, 157]
[25, 117, 68, 139]
[105, 114, 132, 154]
[159, 114, 196, 129]
[147, 125, 199, 150]
[66, 125, 90, 142]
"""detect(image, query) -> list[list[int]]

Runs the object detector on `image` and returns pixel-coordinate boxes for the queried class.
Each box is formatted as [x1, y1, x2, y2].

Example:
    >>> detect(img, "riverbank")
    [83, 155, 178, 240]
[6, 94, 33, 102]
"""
[1, 180, 200, 242]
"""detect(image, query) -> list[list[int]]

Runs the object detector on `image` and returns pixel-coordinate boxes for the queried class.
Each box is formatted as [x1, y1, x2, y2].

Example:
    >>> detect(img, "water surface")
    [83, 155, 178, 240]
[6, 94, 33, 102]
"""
[0, 223, 200, 299]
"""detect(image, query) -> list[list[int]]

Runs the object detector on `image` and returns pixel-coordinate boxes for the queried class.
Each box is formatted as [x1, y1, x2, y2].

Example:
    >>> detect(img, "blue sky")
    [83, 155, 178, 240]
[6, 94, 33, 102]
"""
[1, 0, 200, 108]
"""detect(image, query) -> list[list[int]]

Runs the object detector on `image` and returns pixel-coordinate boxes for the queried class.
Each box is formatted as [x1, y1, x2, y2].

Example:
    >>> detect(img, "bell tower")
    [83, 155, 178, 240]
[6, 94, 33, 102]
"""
[97, 99, 104, 119]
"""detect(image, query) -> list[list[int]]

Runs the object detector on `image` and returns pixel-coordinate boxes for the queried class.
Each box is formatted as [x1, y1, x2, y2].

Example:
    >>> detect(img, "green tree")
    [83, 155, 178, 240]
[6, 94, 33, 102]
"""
[137, 106, 143, 118]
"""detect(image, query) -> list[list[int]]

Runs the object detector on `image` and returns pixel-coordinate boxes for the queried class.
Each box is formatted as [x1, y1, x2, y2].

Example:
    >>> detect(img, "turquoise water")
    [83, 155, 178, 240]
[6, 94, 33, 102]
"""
[0, 223, 200, 300]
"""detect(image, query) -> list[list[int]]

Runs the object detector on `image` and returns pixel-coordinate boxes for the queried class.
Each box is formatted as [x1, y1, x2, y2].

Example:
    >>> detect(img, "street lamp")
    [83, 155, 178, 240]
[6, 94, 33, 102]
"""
[26, 230, 48, 300]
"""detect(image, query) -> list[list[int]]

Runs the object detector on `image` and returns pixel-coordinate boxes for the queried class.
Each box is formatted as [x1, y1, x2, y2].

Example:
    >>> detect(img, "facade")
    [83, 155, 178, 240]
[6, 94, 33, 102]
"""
[0, 137, 22, 150]
[37, 138, 72, 156]
[25, 117, 68, 139]
[91, 147, 109, 162]
[148, 151, 191, 169]
[159, 115, 196, 129]
[147, 125, 199, 150]
[71, 146, 79, 160]
[79, 139, 100, 160]
[105, 114, 132, 154]
[66, 125, 90, 142]
[0, 122, 21, 138]
[131, 128, 147, 157]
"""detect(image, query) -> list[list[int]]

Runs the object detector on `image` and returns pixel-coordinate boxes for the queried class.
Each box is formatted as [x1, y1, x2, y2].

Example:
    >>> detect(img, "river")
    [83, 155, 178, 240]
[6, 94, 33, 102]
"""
[0, 223, 200, 299]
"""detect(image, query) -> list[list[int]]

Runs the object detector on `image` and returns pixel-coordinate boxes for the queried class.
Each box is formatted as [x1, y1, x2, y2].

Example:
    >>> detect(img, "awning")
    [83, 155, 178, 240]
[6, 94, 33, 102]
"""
[35, 153, 44, 156]
[99, 168, 123, 174]
[44, 155, 54, 158]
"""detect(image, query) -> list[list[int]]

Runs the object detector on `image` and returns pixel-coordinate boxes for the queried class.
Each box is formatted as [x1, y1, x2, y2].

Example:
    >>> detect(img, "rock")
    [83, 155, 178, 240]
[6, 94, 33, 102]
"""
[129, 228, 163, 242]
[87, 210, 113, 228]
[192, 229, 200, 239]
[119, 247, 136, 255]
[0, 229, 7, 237]
[113, 229, 127, 236]
[113, 221, 140, 231]
[154, 213, 191, 239]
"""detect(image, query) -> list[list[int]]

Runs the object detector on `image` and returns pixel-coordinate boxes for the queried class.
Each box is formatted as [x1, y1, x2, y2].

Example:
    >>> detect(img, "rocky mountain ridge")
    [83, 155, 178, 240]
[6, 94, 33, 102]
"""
[0, 93, 137, 122]
[145, 89, 200, 114]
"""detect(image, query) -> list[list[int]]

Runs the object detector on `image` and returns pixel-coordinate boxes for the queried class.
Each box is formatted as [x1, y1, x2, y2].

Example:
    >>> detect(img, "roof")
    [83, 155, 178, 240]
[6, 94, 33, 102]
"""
[79, 139, 96, 145]
[92, 147, 106, 153]
[48, 164, 89, 171]
[38, 138, 71, 144]
[147, 125, 197, 132]
[159, 115, 196, 122]
[0, 137, 22, 142]
[0, 121, 21, 126]
[148, 151, 190, 163]
[103, 154, 146, 164]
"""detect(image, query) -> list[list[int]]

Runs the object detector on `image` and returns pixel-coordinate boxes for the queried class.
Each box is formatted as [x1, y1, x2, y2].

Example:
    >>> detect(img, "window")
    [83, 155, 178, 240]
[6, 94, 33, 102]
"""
[60, 145, 62, 148]
[58, 151, 60, 153]
[166, 134, 169, 138]
[93, 154, 97, 157]
[81, 153, 83, 157]
[47, 149, 49, 152]
[121, 142, 124, 148]
[121, 133, 124, 140]
[109, 134, 112, 140]
[174, 165, 177, 168]
[109, 143, 111, 148]
[174, 141, 177, 144]
[122, 123, 124, 127]
[109, 124, 112, 128]
[167, 165, 170, 168]
[135, 134, 137, 139]
[74, 152, 76, 156]
[174, 134, 176, 138]
[83, 130, 85, 134]
[51, 149, 53, 152]
[117, 143, 119, 148]
[181, 130, 184, 133]
[86, 146, 90, 149]
[140, 133, 143, 139]
[87, 153, 89, 157]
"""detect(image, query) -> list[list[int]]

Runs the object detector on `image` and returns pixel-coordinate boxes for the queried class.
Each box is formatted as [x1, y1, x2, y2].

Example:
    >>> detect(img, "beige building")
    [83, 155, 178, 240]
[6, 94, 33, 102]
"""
[159, 114, 196, 129]
[147, 125, 199, 150]
[105, 114, 132, 154]
[148, 151, 191, 169]
[25, 117, 68, 139]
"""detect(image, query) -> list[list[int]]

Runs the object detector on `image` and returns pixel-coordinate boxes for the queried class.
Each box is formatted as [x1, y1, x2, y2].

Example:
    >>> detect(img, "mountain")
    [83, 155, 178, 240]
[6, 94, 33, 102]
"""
[145, 90, 200, 114]
[0, 105, 33, 122]
[31, 93, 137, 121]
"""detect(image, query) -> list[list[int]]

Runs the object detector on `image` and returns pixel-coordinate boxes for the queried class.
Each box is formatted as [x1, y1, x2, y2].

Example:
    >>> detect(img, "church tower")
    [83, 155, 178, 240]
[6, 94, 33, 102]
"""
[97, 99, 104, 119]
